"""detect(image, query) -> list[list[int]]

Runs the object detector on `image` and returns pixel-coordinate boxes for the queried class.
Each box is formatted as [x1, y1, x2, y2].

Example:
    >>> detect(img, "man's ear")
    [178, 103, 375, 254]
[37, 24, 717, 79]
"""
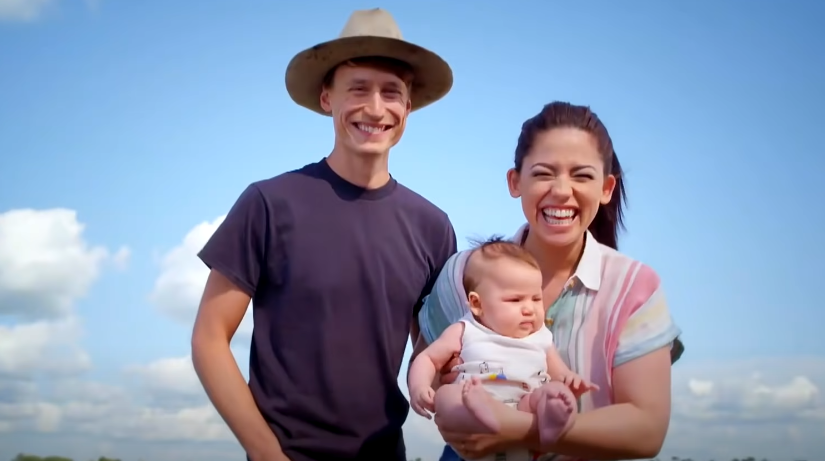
[320, 87, 333, 113]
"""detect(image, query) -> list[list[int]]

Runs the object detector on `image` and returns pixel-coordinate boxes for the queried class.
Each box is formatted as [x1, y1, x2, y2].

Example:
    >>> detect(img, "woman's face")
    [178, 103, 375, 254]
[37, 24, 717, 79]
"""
[507, 127, 616, 248]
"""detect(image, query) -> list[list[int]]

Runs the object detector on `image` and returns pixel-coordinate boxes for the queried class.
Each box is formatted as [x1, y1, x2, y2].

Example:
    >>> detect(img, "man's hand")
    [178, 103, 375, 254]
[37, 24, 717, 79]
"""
[410, 386, 436, 419]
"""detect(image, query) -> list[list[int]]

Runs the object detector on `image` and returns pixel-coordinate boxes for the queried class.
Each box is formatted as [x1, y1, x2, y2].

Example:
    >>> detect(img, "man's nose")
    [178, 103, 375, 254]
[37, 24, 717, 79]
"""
[363, 91, 385, 119]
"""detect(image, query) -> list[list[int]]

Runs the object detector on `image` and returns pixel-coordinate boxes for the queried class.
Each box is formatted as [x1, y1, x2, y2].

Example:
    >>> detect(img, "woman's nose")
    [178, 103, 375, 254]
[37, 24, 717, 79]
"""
[549, 177, 573, 198]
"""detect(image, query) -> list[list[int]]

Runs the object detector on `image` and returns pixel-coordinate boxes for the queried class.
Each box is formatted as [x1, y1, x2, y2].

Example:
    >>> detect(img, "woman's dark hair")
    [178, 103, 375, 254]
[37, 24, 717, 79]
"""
[514, 103, 686, 363]
[514, 102, 626, 250]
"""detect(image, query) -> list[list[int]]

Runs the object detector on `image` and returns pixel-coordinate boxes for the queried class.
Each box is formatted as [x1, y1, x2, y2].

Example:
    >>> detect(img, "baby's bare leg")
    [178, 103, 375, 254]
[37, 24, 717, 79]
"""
[527, 382, 577, 445]
[433, 378, 500, 434]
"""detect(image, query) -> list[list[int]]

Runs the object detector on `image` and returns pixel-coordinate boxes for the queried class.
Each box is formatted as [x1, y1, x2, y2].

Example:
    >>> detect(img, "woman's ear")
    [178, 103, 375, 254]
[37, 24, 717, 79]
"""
[506, 168, 521, 198]
[468, 291, 483, 317]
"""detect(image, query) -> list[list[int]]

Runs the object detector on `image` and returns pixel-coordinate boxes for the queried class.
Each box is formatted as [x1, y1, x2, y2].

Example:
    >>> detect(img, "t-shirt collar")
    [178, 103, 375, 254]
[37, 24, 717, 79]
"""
[512, 224, 602, 291]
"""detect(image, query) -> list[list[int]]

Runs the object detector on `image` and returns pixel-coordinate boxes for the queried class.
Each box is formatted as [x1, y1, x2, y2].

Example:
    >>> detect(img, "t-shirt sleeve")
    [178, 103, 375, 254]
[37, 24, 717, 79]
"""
[417, 249, 473, 345]
[413, 217, 458, 318]
[613, 269, 682, 367]
[197, 184, 270, 297]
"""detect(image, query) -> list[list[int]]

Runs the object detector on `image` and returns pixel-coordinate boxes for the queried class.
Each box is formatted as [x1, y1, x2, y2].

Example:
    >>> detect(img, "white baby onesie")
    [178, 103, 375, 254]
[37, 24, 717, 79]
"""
[452, 313, 556, 461]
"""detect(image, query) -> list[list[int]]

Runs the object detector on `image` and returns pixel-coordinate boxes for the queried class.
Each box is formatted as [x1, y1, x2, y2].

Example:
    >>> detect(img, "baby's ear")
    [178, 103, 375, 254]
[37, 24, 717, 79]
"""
[467, 291, 483, 316]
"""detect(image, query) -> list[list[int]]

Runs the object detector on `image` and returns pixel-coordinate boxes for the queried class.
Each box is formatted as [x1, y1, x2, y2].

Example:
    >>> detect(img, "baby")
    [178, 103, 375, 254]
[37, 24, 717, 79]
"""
[408, 238, 597, 459]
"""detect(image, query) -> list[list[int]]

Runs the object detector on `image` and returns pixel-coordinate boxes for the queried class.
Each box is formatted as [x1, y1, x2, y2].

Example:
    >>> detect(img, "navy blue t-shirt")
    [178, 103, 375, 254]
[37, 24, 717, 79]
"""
[198, 159, 457, 461]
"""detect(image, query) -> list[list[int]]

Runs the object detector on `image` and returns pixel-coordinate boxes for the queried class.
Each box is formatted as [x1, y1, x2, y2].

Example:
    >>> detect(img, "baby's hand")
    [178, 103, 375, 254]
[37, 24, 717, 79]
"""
[560, 372, 599, 397]
[410, 386, 436, 419]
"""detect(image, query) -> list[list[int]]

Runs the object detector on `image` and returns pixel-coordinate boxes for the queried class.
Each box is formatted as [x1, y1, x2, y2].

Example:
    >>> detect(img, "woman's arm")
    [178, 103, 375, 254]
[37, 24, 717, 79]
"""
[509, 345, 672, 459]
[452, 265, 681, 460]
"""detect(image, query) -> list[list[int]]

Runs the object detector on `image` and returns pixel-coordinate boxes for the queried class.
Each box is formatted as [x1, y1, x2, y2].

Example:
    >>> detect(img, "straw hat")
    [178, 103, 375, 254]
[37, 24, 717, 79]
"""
[285, 8, 453, 115]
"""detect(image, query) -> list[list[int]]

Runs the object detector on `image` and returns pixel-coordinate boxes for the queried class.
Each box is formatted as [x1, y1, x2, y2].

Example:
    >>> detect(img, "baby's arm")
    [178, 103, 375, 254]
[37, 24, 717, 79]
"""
[546, 345, 599, 396]
[546, 345, 573, 380]
[407, 323, 464, 416]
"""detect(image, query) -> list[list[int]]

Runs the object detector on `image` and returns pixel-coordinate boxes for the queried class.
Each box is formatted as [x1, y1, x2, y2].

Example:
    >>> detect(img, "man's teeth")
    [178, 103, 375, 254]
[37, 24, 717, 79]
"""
[542, 208, 576, 225]
[357, 123, 387, 134]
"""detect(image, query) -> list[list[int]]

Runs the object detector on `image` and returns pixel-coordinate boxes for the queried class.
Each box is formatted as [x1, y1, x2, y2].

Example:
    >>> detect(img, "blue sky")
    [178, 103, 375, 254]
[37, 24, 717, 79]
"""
[1, 1, 824, 460]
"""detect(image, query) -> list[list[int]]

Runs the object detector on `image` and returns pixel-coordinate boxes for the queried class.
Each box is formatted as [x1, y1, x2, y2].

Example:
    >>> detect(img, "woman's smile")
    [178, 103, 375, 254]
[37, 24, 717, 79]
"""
[541, 206, 578, 227]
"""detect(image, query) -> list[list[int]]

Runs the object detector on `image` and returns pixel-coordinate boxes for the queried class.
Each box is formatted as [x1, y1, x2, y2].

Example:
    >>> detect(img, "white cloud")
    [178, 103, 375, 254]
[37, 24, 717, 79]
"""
[0, 208, 127, 383]
[150, 215, 253, 345]
[672, 358, 824, 423]
[129, 355, 203, 399]
[0, 316, 90, 378]
[0, 0, 54, 21]
[662, 357, 825, 461]
[1, 209, 823, 461]
[110, 246, 131, 271]
[1, 351, 825, 461]
[0, 208, 124, 321]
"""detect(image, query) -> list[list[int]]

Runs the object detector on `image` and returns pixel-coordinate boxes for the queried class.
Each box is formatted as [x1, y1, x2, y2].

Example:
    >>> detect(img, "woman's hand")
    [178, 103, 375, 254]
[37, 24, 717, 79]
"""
[435, 356, 517, 458]
[437, 429, 513, 460]
[438, 354, 463, 385]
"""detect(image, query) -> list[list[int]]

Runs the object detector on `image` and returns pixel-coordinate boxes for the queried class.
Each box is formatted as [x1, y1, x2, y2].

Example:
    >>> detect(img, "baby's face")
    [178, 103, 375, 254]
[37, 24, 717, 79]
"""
[468, 258, 545, 338]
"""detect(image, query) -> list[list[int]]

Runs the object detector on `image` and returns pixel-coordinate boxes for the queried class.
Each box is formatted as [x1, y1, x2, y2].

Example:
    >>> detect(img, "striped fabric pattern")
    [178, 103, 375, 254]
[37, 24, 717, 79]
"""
[417, 226, 681, 461]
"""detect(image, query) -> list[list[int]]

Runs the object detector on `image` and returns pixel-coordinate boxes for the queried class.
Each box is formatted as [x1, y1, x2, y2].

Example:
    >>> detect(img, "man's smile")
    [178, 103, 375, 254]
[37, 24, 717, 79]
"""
[352, 122, 393, 134]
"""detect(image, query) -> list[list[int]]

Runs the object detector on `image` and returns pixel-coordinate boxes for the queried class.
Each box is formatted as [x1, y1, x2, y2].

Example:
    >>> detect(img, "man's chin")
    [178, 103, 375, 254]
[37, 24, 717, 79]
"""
[350, 141, 392, 157]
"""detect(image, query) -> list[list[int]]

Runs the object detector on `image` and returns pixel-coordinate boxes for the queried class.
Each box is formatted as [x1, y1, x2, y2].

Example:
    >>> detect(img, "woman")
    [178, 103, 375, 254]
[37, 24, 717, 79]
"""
[414, 101, 683, 461]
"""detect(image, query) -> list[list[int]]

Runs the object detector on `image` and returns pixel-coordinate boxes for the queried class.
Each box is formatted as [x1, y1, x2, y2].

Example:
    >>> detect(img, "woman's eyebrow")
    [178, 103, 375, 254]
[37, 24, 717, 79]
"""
[571, 165, 598, 173]
[530, 162, 598, 172]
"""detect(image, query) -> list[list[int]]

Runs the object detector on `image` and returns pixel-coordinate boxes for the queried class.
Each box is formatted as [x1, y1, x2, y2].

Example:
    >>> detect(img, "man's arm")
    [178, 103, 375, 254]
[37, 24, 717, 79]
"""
[192, 270, 286, 461]
[409, 216, 458, 355]
[191, 184, 286, 461]
[408, 322, 464, 392]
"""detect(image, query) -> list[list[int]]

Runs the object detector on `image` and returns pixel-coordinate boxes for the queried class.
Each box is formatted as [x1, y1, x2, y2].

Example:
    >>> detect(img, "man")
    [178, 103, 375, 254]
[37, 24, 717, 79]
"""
[191, 8, 457, 461]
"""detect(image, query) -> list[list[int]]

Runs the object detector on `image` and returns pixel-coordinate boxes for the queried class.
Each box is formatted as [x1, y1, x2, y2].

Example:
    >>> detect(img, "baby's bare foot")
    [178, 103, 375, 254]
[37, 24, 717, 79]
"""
[461, 377, 501, 433]
[535, 385, 576, 445]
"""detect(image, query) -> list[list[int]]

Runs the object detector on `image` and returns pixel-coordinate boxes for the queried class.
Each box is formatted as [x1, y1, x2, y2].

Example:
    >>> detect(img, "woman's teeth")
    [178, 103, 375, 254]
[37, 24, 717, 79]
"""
[542, 208, 576, 225]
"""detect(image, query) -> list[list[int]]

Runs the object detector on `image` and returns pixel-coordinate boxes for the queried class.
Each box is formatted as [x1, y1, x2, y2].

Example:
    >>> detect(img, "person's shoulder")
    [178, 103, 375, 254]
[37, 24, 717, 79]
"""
[251, 160, 327, 197]
[394, 183, 449, 220]
[596, 244, 663, 310]
[250, 162, 320, 193]
[393, 182, 453, 238]
[598, 244, 661, 285]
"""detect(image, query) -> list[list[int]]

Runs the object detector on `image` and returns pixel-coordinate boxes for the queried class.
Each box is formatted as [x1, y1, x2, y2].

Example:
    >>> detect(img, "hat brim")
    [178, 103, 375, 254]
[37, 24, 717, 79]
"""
[285, 36, 453, 116]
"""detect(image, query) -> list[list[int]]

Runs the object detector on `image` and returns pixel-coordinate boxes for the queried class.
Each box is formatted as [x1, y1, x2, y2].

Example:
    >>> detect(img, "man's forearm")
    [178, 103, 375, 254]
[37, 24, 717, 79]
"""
[192, 338, 284, 461]
[407, 352, 438, 393]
